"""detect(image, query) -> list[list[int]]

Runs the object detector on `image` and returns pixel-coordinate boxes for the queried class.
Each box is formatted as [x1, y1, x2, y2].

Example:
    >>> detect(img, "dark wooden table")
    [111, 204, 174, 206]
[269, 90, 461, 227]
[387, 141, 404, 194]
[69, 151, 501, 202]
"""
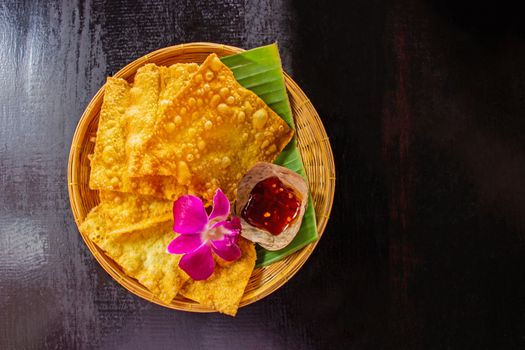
[2, 0, 525, 349]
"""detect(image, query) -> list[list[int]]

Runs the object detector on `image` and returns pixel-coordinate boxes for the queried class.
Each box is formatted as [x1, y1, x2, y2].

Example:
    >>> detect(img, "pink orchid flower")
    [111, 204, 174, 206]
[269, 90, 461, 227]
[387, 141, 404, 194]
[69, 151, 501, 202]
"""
[167, 189, 241, 280]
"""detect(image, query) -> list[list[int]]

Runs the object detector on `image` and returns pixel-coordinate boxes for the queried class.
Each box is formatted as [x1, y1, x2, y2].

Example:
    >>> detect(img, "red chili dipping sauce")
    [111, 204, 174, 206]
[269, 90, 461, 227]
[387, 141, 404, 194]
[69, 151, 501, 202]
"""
[241, 176, 301, 236]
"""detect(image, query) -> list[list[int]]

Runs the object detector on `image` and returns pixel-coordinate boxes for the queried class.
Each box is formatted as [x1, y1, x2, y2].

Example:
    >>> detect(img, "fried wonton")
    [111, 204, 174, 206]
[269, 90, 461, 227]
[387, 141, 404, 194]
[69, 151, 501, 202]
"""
[130, 54, 294, 203]
[97, 190, 173, 232]
[126, 63, 199, 175]
[79, 191, 173, 236]
[80, 192, 188, 303]
[179, 238, 256, 316]
[89, 63, 198, 199]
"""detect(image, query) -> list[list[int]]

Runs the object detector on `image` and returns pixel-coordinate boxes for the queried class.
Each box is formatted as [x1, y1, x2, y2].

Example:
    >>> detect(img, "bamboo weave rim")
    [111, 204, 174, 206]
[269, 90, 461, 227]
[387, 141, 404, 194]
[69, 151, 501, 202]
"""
[68, 42, 335, 313]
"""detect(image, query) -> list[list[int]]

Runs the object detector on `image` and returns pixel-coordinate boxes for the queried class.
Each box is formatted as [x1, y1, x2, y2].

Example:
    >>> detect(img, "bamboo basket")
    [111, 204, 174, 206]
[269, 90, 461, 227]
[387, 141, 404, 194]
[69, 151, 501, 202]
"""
[68, 42, 335, 312]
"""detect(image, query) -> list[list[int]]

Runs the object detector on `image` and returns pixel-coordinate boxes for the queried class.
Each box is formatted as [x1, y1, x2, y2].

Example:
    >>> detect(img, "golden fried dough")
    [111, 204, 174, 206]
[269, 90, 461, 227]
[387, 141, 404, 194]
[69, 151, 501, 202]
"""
[180, 238, 256, 316]
[130, 54, 294, 203]
[79, 192, 188, 303]
[89, 64, 198, 199]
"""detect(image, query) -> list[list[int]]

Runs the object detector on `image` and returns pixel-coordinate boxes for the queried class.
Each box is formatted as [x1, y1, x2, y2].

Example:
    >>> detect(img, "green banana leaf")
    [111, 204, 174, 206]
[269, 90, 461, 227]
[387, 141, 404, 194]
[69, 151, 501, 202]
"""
[221, 44, 318, 267]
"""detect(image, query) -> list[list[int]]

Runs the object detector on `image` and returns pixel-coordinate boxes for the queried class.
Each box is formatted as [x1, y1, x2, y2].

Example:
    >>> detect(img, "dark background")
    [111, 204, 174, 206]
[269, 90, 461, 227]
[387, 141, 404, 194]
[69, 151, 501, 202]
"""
[2, 0, 525, 349]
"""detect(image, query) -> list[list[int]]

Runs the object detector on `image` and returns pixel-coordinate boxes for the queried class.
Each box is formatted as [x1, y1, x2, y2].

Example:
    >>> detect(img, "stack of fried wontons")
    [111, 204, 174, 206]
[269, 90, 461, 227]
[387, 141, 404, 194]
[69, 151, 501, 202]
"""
[80, 54, 293, 316]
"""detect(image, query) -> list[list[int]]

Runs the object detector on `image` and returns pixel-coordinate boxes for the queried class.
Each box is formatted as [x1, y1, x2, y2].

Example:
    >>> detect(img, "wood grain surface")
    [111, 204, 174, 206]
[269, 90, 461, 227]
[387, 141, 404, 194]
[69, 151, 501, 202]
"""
[2, 0, 525, 349]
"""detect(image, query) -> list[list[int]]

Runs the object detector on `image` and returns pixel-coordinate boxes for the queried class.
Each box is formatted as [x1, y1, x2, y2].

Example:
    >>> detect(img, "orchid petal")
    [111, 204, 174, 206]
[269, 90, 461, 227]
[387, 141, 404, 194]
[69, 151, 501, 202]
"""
[228, 216, 242, 232]
[173, 195, 208, 234]
[208, 189, 230, 222]
[211, 237, 242, 261]
[167, 235, 203, 254]
[211, 219, 241, 237]
[178, 244, 214, 280]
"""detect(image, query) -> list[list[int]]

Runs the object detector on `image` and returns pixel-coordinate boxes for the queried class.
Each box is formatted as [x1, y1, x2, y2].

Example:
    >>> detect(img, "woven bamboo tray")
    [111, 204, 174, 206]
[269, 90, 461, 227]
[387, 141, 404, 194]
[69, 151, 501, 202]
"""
[68, 42, 335, 312]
